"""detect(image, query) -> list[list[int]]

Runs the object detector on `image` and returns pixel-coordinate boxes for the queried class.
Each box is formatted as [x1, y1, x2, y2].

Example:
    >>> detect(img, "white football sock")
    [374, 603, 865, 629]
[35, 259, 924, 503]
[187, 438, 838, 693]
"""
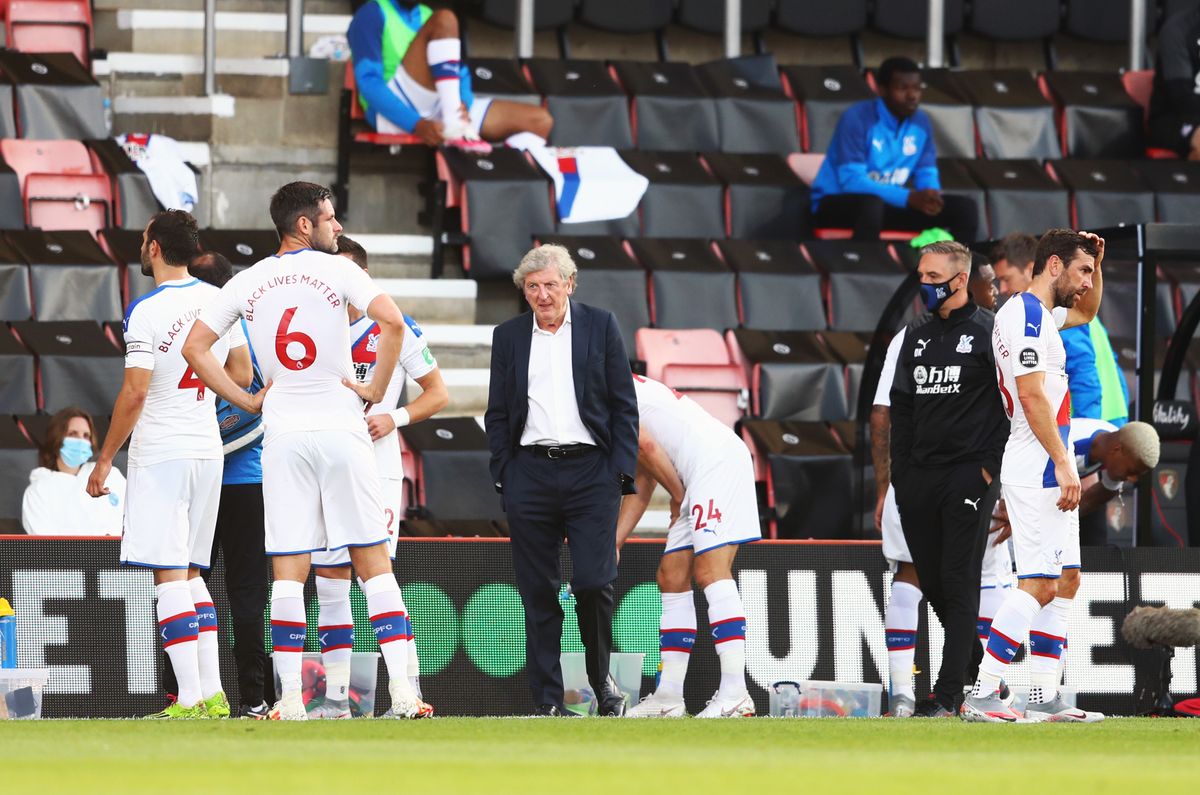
[316, 575, 353, 704]
[188, 577, 223, 700]
[427, 38, 462, 126]
[362, 573, 414, 699]
[270, 579, 307, 697]
[974, 588, 1041, 696]
[1027, 597, 1072, 704]
[658, 590, 696, 697]
[885, 581, 922, 701]
[157, 580, 202, 707]
[977, 585, 1007, 650]
[704, 579, 747, 698]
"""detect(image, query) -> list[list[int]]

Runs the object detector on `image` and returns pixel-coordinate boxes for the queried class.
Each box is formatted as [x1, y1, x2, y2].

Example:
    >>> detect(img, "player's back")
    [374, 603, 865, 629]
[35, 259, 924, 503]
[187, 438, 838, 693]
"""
[124, 278, 229, 466]
[633, 374, 732, 479]
[210, 248, 383, 441]
[992, 292, 1071, 487]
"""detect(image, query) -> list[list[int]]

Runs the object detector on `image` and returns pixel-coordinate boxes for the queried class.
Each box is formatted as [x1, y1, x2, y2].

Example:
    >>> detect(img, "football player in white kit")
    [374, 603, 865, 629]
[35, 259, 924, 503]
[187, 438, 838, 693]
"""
[964, 229, 1106, 723]
[182, 182, 431, 720]
[87, 211, 252, 719]
[614, 375, 760, 718]
[307, 235, 448, 719]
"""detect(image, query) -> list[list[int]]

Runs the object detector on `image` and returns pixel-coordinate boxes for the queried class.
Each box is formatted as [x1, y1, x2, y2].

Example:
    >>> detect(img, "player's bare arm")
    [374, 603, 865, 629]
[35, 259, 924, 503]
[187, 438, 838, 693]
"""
[86, 366, 151, 498]
[1014, 370, 1080, 511]
[1063, 232, 1104, 330]
[637, 428, 686, 507]
[616, 465, 657, 550]
[182, 321, 270, 414]
[368, 368, 449, 441]
[869, 404, 890, 533]
[1078, 479, 1118, 518]
[223, 342, 253, 390]
[345, 293, 406, 406]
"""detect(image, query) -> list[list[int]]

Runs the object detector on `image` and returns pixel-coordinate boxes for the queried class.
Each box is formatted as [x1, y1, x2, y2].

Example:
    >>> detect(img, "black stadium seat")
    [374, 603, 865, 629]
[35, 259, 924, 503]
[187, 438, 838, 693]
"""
[936, 158, 990, 241]
[12, 320, 122, 414]
[962, 159, 1070, 239]
[0, 66, 15, 138]
[0, 326, 37, 414]
[1047, 159, 1156, 230]
[696, 56, 799, 154]
[677, 0, 772, 36]
[0, 235, 33, 321]
[915, 71, 976, 159]
[872, 0, 964, 40]
[398, 417, 507, 536]
[967, 0, 1060, 41]
[1131, 160, 1200, 223]
[717, 239, 826, 331]
[83, 138, 158, 230]
[620, 151, 725, 239]
[100, 227, 155, 303]
[0, 417, 38, 532]
[0, 50, 105, 139]
[734, 329, 849, 421]
[704, 152, 809, 240]
[780, 64, 873, 154]
[1064, 0, 1143, 44]
[775, 0, 868, 37]
[478, 0, 575, 32]
[1042, 71, 1144, 158]
[7, 230, 121, 321]
[463, 58, 540, 106]
[629, 237, 738, 331]
[949, 69, 1061, 160]
[525, 59, 633, 148]
[198, 229, 281, 269]
[1098, 262, 1177, 340]
[536, 235, 648, 360]
[611, 61, 719, 152]
[805, 240, 907, 333]
[0, 157, 22, 228]
[578, 0, 673, 33]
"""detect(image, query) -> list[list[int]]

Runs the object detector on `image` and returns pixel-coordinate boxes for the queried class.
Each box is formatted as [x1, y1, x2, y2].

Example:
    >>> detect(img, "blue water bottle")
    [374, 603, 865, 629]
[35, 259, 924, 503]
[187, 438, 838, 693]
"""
[0, 598, 15, 668]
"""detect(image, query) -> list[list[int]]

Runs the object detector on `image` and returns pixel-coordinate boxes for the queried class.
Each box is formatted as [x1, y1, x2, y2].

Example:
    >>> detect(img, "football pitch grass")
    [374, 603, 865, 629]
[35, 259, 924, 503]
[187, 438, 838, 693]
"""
[4, 718, 1198, 794]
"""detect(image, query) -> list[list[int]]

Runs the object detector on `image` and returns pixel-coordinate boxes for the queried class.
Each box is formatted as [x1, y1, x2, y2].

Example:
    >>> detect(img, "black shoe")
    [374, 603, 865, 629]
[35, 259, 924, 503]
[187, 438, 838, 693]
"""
[598, 686, 627, 717]
[240, 701, 269, 720]
[913, 696, 955, 718]
[535, 703, 579, 717]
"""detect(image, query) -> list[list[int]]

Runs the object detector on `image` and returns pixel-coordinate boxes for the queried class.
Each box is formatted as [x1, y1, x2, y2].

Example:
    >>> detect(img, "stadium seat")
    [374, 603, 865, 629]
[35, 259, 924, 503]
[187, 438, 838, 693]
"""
[936, 157, 990, 240]
[477, 0, 574, 40]
[946, 69, 1061, 160]
[779, 64, 873, 154]
[0, 137, 110, 234]
[0, 50, 104, 139]
[525, 59, 634, 148]
[440, 148, 554, 280]
[0, 153, 22, 228]
[715, 239, 826, 331]
[732, 328, 848, 421]
[703, 152, 809, 240]
[84, 139, 158, 230]
[695, 56, 800, 154]
[0, 67, 15, 139]
[741, 418, 853, 539]
[636, 328, 731, 383]
[6, 230, 120, 321]
[962, 158, 1070, 238]
[577, 0, 674, 54]
[1064, 0, 1145, 44]
[677, 0, 772, 40]
[611, 61, 719, 152]
[1121, 69, 1180, 160]
[820, 330, 871, 421]
[465, 58, 541, 106]
[619, 151, 725, 238]
[10, 319, 122, 414]
[628, 238, 738, 330]
[804, 240, 907, 333]
[1045, 159, 1156, 230]
[197, 229, 280, 270]
[1099, 262, 1178, 341]
[1041, 71, 1144, 158]
[872, 0, 964, 41]
[99, 227, 154, 305]
[1131, 160, 1200, 222]
[4, 0, 92, 68]
[659, 363, 749, 429]
[0, 234, 33, 320]
[775, 0, 868, 37]
[535, 235, 648, 359]
[0, 416, 38, 532]
[0, 324, 37, 413]
[911, 70, 976, 159]
[1160, 261, 1200, 322]
[398, 417, 506, 536]
[967, 0, 1060, 42]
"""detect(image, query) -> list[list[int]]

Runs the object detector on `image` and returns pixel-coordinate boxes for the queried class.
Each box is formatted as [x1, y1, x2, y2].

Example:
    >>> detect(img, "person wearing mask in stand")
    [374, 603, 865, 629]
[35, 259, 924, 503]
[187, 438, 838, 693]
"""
[22, 407, 125, 535]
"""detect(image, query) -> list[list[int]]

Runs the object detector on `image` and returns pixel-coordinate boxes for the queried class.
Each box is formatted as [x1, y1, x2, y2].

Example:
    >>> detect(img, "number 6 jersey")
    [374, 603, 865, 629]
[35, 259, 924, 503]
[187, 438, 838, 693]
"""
[198, 248, 385, 442]
[123, 277, 245, 466]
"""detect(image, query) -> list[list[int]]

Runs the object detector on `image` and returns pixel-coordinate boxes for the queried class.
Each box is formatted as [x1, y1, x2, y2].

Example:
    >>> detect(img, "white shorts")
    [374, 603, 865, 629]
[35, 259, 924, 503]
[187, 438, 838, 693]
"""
[880, 484, 911, 571]
[980, 528, 1014, 589]
[1001, 483, 1081, 579]
[121, 458, 221, 570]
[311, 476, 403, 567]
[664, 440, 761, 556]
[375, 64, 493, 135]
[262, 430, 390, 556]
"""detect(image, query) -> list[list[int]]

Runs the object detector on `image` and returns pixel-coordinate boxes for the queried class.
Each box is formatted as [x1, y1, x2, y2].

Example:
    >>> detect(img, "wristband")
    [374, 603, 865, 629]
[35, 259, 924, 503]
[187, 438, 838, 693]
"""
[389, 407, 411, 428]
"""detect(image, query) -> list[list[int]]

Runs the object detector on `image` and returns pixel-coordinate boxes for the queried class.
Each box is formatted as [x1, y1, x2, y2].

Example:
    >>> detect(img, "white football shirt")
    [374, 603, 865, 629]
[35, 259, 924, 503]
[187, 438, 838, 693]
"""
[1069, 417, 1126, 492]
[993, 292, 1072, 488]
[872, 328, 907, 408]
[633, 374, 733, 483]
[349, 313, 437, 478]
[123, 278, 244, 467]
[198, 248, 386, 443]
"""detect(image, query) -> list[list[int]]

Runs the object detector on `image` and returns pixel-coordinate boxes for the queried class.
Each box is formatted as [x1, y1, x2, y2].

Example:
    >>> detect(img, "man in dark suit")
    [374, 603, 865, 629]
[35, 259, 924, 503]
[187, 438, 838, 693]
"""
[485, 244, 639, 717]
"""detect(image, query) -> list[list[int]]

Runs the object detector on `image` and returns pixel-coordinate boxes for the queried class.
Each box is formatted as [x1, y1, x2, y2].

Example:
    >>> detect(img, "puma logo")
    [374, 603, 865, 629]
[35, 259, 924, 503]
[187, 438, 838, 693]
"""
[1026, 321, 1041, 335]
[914, 338, 930, 358]
[964, 497, 981, 510]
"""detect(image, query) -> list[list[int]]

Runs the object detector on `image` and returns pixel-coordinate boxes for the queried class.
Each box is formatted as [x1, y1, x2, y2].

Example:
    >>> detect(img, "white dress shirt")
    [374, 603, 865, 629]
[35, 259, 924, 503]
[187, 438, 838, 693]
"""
[520, 303, 597, 447]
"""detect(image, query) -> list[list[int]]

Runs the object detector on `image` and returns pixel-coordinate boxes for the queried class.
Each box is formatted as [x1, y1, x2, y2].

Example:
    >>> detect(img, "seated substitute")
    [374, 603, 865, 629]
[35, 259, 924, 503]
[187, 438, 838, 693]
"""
[1149, 3, 1200, 160]
[348, 0, 553, 146]
[811, 57, 978, 242]
[22, 407, 125, 536]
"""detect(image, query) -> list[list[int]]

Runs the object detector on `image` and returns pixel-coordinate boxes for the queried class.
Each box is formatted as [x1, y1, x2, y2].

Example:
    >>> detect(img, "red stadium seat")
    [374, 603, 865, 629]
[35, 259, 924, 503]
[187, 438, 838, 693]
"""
[5, 0, 92, 68]
[788, 152, 919, 242]
[636, 328, 731, 382]
[1122, 69, 1181, 160]
[661, 362, 749, 429]
[0, 138, 111, 234]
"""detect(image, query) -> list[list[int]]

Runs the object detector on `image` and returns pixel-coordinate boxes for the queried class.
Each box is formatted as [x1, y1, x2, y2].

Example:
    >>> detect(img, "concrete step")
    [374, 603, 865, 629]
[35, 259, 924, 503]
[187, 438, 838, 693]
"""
[375, 276, 476, 325]
[98, 8, 353, 58]
[419, 368, 488, 417]
[415, 324, 492, 369]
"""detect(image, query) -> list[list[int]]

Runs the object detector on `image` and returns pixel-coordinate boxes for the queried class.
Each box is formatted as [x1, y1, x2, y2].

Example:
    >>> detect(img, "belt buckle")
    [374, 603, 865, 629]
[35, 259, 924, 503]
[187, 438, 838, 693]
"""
[547, 446, 565, 460]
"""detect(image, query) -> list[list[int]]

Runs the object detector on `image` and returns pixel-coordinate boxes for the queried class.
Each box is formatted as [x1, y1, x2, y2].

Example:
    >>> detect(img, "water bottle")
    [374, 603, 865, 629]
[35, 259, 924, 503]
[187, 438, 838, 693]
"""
[0, 598, 15, 669]
[770, 681, 800, 717]
[103, 98, 113, 137]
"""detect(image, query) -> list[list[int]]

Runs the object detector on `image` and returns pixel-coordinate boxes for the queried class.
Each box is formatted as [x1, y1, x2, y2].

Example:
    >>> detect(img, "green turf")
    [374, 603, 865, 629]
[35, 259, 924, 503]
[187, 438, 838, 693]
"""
[4, 718, 1198, 794]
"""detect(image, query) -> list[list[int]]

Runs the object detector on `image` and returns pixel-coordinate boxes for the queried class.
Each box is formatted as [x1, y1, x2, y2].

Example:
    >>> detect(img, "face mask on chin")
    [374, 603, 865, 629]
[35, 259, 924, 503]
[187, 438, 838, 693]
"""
[60, 437, 93, 469]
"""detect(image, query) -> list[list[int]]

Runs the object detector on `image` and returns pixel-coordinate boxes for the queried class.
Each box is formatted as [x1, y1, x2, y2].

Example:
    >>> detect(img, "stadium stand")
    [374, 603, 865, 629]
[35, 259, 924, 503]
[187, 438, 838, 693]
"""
[871, 0, 964, 42]
[0, 50, 103, 139]
[0, 415, 38, 532]
[1046, 158, 1157, 229]
[962, 158, 1071, 238]
[695, 55, 799, 154]
[611, 60, 720, 152]
[0, 323, 37, 414]
[804, 240, 908, 332]
[1131, 159, 1200, 221]
[99, 227, 152, 303]
[620, 150, 725, 238]
[398, 416, 506, 536]
[715, 238, 825, 331]
[705, 152, 808, 240]
[676, 0, 772, 51]
[0, 233, 33, 320]
[10, 319, 122, 414]
[7, 229, 120, 321]
[525, 58, 633, 148]
[1040, 70, 1145, 158]
[779, 63, 873, 153]
[628, 237, 738, 330]
[773, 0, 869, 65]
[576, 0, 673, 61]
[732, 328, 849, 422]
[3, 0, 93, 69]
[0, 138, 110, 234]
[636, 327, 730, 383]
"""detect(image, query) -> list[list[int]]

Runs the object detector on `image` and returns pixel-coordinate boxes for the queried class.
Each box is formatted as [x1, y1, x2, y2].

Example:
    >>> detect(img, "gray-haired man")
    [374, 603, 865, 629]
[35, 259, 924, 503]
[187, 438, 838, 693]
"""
[485, 244, 639, 717]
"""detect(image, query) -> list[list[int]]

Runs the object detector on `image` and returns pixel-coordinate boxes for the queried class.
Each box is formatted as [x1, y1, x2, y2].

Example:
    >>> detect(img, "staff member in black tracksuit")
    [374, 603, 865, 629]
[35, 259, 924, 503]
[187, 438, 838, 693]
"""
[890, 241, 1009, 715]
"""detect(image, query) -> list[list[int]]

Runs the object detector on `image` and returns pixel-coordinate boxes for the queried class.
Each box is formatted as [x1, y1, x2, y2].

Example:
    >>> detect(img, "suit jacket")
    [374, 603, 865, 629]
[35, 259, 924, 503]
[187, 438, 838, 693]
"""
[485, 300, 639, 494]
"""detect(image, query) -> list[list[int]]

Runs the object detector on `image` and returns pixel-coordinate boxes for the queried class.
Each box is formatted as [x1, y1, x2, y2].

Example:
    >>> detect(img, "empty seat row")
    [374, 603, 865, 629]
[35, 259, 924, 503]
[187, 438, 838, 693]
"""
[0, 50, 104, 140]
[0, 0, 92, 69]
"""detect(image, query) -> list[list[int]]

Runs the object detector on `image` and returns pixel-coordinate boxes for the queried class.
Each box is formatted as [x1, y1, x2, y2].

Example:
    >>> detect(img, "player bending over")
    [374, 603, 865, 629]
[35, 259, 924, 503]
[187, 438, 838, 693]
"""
[615, 375, 761, 718]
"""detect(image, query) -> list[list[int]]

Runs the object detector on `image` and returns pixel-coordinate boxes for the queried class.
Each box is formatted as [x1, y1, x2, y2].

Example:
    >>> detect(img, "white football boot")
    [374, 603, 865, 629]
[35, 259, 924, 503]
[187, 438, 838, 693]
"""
[696, 690, 756, 718]
[626, 689, 688, 718]
[267, 691, 308, 721]
[1024, 693, 1105, 723]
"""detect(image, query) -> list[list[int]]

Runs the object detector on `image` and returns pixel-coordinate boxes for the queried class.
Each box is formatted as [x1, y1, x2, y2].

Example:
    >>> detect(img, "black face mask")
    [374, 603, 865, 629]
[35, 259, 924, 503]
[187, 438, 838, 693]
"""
[920, 276, 959, 312]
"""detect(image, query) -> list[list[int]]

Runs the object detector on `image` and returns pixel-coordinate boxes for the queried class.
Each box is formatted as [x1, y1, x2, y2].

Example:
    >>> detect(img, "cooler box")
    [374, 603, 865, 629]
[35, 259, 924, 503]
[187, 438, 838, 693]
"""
[0, 668, 49, 719]
[796, 680, 881, 717]
[561, 652, 644, 716]
[271, 652, 380, 718]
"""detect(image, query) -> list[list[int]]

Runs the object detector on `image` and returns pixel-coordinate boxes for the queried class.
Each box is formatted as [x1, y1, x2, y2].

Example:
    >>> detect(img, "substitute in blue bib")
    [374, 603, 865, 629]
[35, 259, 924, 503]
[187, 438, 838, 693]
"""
[812, 56, 978, 243]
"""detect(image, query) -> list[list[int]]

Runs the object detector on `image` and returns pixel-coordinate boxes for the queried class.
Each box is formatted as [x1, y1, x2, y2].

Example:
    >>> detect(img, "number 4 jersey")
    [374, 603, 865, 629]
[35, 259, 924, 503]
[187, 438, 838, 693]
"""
[123, 277, 246, 467]
[199, 248, 386, 443]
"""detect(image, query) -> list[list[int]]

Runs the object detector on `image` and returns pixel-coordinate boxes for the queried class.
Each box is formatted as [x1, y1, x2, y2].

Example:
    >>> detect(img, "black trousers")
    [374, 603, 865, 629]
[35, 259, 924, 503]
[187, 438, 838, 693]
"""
[814, 192, 980, 243]
[504, 447, 621, 711]
[895, 463, 998, 707]
[164, 482, 273, 708]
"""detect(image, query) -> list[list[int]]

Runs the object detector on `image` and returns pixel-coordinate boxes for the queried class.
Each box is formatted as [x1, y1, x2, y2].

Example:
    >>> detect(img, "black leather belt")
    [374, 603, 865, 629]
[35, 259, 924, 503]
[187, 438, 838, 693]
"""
[523, 443, 595, 460]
